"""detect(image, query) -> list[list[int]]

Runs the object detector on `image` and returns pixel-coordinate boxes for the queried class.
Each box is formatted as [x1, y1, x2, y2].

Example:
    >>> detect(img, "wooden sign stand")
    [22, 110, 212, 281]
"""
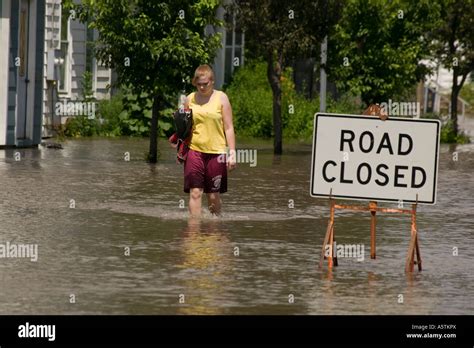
[318, 106, 422, 273]
[319, 190, 422, 272]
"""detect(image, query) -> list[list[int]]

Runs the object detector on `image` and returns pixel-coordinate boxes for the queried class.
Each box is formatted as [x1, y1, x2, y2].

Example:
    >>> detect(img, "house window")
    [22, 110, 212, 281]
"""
[58, 5, 69, 93]
[84, 26, 96, 97]
[86, 26, 94, 74]
[224, 14, 244, 85]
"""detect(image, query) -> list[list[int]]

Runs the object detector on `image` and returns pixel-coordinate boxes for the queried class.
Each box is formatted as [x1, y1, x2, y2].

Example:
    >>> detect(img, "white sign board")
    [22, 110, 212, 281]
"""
[310, 113, 440, 204]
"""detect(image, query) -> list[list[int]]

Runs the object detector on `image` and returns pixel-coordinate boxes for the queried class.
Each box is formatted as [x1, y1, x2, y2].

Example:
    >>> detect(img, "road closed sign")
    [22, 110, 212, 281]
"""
[310, 113, 440, 204]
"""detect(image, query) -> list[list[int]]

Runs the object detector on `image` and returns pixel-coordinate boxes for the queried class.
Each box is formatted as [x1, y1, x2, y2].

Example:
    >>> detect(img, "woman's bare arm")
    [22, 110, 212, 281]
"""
[221, 92, 236, 169]
[185, 94, 191, 109]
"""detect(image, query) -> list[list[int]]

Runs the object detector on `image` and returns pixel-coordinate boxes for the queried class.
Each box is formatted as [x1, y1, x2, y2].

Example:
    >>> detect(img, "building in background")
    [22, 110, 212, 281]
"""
[1, 0, 243, 145]
[0, 0, 45, 148]
[42, 0, 115, 138]
[210, 5, 244, 89]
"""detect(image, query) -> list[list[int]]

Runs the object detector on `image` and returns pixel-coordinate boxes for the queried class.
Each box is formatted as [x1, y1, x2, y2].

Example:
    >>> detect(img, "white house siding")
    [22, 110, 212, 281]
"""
[0, 0, 11, 146]
[42, 0, 61, 137]
[1, 0, 45, 147]
[94, 62, 112, 100]
[42, 0, 113, 137]
[69, 16, 87, 99]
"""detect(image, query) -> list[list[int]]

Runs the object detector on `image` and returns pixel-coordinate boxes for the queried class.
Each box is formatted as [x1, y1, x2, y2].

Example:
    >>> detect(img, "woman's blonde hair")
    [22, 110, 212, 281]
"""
[192, 64, 215, 86]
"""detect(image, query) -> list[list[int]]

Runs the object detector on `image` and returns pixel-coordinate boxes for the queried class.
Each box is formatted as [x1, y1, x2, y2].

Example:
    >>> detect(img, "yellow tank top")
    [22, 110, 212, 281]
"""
[188, 90, 227, 154]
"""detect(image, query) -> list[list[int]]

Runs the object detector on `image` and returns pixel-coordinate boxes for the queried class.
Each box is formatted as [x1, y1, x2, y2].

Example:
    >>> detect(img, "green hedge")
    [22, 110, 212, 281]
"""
[440, 120, 470, 144]
[225, 62, 274, 138]
[63, 89, 175, 138]
[225, 61, 361, 141]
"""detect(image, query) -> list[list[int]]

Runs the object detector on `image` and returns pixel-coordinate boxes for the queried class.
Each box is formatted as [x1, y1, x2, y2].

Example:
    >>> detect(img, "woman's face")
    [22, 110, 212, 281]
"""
[196, 75, 214, 96]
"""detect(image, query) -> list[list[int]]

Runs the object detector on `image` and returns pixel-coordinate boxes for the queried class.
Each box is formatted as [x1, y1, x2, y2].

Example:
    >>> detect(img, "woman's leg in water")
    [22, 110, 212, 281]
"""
[189, 188, 203, 217]
[207, 192, 222, 215]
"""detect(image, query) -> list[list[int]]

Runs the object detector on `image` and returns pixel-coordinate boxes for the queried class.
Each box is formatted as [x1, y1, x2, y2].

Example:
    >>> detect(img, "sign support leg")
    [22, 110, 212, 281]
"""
[413, 199, 422, 271]
[319, 213, 332, 269]
[369, 201, 377, 259]
[405, 195, 422, 272]
[320, 190, 337, 269]
[328, 199, 337, 268]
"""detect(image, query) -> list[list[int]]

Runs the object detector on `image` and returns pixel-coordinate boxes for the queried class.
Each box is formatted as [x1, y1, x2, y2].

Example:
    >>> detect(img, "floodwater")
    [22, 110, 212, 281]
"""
[0, 119, 473, 315]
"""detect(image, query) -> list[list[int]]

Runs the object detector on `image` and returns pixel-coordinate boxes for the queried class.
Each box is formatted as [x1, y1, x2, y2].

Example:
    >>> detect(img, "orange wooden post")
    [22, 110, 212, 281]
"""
[320, 189, 337, 269]
[319, 204, 332, 269]
[369, 201, 377, 259]
[328, 201, 335, 269]
[405, 195, 422, 272]
[414, 210, 422, 271]
[320, 219, 331, 268]
[331, 201, 338, 267]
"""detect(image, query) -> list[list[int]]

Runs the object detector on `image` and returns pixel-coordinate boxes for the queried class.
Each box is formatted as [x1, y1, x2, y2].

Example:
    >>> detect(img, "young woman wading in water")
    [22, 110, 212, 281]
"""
[183, 64, 236, 217]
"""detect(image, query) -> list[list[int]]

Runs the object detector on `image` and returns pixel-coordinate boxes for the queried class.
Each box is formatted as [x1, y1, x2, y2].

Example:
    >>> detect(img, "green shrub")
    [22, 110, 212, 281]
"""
[62, 70, 102, 137]
[118, 88, 153, 136]
[64, 88, 175, 138]
[226, 60, 362, 141]
[114, 87, 174, 137]
[81, 71, 94, 101]
[422, 112, 442, 120]
[158, 107, 176, 138]
[63, 115, 100, 137]
[225, 61, 274, 138]
[327, 94, 363, 115]
[225, 60, 319, 140]
[282, 81, 319, 140]
[421, 113, 471, 144]
[460, 82, 474, 113]
[97, 93, 124, 136]
[440, 120, 470, 144]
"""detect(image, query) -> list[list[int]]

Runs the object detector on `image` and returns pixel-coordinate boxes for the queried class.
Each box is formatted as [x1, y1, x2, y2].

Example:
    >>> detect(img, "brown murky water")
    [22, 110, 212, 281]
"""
[0, 122, 473, 314]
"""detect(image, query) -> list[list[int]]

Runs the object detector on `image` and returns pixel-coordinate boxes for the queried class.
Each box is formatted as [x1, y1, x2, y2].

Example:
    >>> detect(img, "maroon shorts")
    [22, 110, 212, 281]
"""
[184, 149, 228, 193]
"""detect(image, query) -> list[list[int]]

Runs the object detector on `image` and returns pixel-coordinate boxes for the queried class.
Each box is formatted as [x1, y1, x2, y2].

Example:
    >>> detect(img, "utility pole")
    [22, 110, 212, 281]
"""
[320, 35, 327, 112]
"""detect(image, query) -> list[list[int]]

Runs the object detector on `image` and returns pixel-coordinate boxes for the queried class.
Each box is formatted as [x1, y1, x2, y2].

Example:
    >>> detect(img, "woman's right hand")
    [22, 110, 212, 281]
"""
[227, 150, 237, 171]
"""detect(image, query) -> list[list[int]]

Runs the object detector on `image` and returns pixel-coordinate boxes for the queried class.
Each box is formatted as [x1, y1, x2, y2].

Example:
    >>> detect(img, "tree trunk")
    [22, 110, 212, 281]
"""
[272, 86, 283, 155]
[148, 94, 160, 163]
[266, 50, 283, 155]
[450, 68, 469, 138]
[450, 68, 459, 137]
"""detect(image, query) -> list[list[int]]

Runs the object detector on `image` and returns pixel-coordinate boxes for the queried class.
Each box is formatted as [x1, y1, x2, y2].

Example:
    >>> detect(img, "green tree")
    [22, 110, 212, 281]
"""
[431, 0, 474, 136]
[71, 0, 222, 162]
[227, 0, 343, 154]
[460, 80, 474, 114]
[331, 0, 440, 106]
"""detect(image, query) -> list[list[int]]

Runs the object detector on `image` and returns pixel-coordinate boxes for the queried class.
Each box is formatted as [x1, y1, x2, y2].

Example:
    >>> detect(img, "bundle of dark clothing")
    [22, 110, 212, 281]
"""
[168, 133, 191, 164]
[168, 108, 193, 164]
